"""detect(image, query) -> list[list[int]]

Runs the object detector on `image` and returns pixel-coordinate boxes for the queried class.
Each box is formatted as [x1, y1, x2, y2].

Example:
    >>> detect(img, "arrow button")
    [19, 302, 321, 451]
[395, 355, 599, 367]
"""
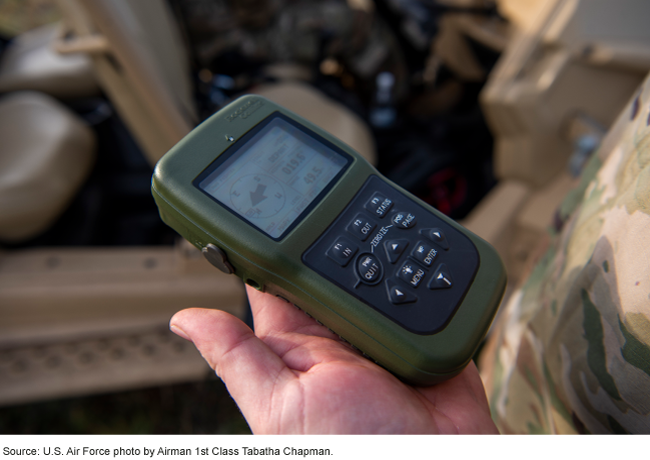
[383, 239, 409, 263]
[421, 227, 450, 250]
[429, 263, 454, 289]
[385, 279, 418, 305]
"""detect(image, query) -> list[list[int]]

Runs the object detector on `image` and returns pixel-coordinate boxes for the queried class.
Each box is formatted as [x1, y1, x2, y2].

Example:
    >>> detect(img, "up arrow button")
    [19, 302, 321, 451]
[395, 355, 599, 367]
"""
[422, 227, 450, 250]
[383, 239, 409, 263]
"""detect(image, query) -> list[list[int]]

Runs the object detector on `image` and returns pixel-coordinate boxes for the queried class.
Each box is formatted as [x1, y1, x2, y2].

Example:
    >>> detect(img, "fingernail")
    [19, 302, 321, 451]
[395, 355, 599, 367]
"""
[170, 324, 192, 342]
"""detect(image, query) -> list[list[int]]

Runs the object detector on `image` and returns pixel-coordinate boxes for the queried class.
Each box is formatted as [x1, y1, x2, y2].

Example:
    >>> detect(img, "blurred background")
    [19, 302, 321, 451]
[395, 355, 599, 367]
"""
[1, 0, 649, 433]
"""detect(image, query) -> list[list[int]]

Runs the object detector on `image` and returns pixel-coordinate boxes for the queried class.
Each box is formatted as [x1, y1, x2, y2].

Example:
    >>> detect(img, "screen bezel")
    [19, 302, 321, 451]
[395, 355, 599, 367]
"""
[193, 111, 354, 241]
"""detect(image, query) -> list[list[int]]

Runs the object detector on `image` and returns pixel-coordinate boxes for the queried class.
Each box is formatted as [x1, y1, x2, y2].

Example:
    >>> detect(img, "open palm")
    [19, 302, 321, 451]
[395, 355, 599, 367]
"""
[170, 285, 498, 434]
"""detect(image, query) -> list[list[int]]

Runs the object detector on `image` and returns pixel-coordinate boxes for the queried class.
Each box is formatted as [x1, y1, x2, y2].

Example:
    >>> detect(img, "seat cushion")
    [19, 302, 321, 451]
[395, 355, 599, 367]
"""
[0, 91, 95, 242]
[0, 24, 98, 99]
[252, 82, 377, 165]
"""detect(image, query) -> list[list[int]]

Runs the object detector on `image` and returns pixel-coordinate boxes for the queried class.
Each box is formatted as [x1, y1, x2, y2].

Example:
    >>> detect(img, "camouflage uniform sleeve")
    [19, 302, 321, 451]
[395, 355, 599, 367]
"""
[479, 73, 650, 434]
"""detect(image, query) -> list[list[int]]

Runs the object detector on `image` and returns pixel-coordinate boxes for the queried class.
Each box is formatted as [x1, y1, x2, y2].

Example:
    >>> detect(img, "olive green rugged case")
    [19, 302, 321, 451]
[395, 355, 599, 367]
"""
[152, 95, 506, 385]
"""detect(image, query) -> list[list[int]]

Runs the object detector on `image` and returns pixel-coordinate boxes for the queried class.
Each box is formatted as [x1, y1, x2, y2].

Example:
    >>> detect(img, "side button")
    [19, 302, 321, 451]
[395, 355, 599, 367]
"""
[385, 279, 417, 305]
[202, 244, 235, 275]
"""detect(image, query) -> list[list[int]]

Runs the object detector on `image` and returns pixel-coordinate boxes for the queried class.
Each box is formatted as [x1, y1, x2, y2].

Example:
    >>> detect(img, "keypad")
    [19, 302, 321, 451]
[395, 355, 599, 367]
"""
[302, 175, 479, 334]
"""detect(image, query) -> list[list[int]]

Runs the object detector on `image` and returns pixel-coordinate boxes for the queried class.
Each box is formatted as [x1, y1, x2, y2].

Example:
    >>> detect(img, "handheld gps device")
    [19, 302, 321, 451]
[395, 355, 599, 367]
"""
[152, 95, 506, 385]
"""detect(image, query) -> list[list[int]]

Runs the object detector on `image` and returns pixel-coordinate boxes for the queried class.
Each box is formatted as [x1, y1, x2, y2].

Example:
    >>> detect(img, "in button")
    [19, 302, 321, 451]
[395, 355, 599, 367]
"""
[326, 237, 358, 267]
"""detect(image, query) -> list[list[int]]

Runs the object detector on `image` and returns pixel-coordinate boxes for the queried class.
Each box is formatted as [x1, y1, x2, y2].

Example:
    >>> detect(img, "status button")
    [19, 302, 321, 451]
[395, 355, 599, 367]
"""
[366, 193, 394, 218]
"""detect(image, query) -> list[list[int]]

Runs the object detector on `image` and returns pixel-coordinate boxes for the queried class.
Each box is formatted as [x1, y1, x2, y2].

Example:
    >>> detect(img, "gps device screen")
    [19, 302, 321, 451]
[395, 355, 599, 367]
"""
[195, 115, 350, 239]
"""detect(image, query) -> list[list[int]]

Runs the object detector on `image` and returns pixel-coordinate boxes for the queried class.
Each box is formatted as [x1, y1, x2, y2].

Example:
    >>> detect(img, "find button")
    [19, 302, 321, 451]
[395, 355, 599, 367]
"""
[202, 244, 235, 274]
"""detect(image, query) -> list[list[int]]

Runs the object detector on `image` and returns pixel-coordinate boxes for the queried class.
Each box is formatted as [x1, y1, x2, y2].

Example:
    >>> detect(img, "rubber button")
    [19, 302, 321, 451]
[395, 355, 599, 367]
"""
[356, 253, 383, 284]
[411, 241, 438, 267]
[365, 193, 393, 218]
[396, 261, 427, 288]
[384, 239, 409, 264]
[429, 263, 453, 289]
[391, 211, 417, 229]
[327, 237, 358, 267]
[202, 244, 235, 274]
[347, 214, 377, 241]
[422, 228, 450, 250]
[385, 279, 417, 305]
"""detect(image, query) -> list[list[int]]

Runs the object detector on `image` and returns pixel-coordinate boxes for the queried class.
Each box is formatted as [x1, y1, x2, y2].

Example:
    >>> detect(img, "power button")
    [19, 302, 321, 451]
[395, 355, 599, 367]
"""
[202, 244, 235, 274]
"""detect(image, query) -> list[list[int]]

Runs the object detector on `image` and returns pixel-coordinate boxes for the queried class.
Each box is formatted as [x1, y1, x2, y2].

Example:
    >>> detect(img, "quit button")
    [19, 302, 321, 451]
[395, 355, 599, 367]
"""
[356, 253, 383, 285]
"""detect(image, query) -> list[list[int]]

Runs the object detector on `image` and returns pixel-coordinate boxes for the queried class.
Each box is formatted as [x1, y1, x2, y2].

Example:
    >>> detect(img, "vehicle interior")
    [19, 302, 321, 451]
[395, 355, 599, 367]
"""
[1, 0, 649, 433]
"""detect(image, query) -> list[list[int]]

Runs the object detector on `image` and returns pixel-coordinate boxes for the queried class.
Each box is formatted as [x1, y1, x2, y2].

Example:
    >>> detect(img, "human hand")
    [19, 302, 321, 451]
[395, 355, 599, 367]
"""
[170, 285, 498, 434]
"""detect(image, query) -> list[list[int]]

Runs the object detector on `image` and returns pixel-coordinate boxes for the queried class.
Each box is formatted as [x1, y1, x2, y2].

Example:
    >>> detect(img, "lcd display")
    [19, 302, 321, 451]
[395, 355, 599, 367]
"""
[197, 116, 349, 239]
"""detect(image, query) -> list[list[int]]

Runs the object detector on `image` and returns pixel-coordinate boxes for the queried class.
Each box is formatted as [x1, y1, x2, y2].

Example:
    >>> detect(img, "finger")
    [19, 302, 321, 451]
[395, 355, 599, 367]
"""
[245, 286, 363, 368]
[170, 308, 296, 422]
[246, 285, 339, 341]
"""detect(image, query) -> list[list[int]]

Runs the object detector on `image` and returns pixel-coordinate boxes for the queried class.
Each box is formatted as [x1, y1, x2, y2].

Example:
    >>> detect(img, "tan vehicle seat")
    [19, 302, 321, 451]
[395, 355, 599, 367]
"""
[253, 82, 376, 165]
[0, 23, 98, 99]
[0, 91, 96, 242]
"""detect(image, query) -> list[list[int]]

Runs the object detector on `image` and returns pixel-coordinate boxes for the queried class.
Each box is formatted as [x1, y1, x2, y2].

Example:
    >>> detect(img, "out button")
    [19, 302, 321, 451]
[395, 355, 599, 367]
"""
[347, 214, 377, 241]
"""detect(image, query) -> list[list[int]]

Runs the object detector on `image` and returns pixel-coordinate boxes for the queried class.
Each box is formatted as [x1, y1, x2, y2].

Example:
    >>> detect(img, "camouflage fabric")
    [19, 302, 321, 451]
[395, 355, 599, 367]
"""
[479, 73, 650, 434]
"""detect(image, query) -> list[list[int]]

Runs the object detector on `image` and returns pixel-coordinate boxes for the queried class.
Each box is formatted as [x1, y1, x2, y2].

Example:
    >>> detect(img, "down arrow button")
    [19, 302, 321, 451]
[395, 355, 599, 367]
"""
[385, 279, 417, 305]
